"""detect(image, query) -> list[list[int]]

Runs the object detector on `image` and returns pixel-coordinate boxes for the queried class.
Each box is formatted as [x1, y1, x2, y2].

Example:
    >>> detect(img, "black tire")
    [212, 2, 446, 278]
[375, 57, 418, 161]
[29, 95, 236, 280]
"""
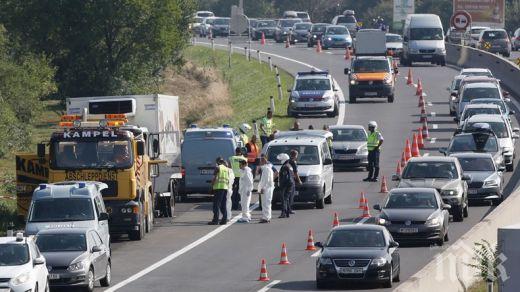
[349, 95, 357, 103]
[450, 109, 456, 116]
[388, 94, 394, 103]
[44, 280, 50, 292]
[453, 205, 464, 222]
[307, 42, 313, 48]
[463, 201, 469, 218]
[316, 279, 327, 289]
[129, 211, 145, 240]
[506, 163, 514, 172]
[393, 268, 400, 282]
[436, 237, 444, 246]
[504, 52, 511, 58]
[84, 268, 94, 292]
[440, 59, 446, 66]
[316, 196, 325, 209]
[444, 230, 449, 242]
[325, 193, 332, 204]
[383, 266, 393, 288]
[100, 261, 111, 287]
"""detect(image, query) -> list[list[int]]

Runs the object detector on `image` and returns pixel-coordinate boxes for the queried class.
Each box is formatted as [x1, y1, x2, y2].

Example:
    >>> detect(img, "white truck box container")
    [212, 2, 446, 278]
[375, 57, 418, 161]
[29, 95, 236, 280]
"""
[354, 29, 387, 56]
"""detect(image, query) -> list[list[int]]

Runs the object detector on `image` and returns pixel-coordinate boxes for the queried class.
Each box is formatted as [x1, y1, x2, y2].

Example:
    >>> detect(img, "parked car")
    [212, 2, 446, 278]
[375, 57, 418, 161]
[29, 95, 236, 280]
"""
[394, 156, 470, 222]
[512, 28, 520, 51]
[315, 224, 400, 289]
[274, 18, 302, 43]
[329, 125, 368, 168]
[374, 188, 450, 246]
[457, 82, 503, 119]
[457, 104, 503, 127]
[477, 29, 512, 57]
[307, 23, 330, 47]
[459, 68, 493, 78]
[470, 98, 514, 122]
[385, 33, 403, 57]
[464, 26, 489, 47]
[447, 75, 465, 116]
[331, 10, 358, 37]
[251, 19, 277, 40]
[291, 22, 312, 43]
[322, 25, 352, 49]
[450, 153, 504, 203]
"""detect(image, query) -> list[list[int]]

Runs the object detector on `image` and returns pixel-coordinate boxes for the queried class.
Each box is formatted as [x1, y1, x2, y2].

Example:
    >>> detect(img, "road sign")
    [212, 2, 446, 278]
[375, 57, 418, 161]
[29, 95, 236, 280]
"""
[451, 10, 472, 31]
[453, 0, 505, 28]
[483, 42, 491, 50]
[229, 5, 249, 41]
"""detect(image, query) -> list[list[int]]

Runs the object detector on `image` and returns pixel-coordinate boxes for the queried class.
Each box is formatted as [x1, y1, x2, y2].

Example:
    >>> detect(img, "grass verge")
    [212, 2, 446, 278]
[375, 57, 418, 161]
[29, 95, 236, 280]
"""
[468, 280, 497, 292]
[183, 45, 294, 131]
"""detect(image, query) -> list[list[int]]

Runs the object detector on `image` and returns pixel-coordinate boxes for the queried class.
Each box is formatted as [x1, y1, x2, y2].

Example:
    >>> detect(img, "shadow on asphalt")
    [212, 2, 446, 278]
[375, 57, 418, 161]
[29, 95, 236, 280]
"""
[272, 280, 388, 291]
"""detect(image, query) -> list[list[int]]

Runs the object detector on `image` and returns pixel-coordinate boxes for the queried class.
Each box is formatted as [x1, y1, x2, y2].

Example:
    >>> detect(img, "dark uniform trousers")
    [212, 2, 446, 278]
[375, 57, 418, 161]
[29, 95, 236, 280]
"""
[367, 149, 380, 179]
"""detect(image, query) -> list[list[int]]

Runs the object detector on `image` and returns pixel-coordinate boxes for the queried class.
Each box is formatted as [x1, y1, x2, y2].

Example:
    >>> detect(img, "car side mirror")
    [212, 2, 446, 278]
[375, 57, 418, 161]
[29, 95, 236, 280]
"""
[439, 148, 447, 155]
[33, 256, 45, 266]
[37, 143, 46, 159]
[91, 246, 102, 253]
[389, 241, 399, 248]
[324, 158, 332, 165]
[137, 141, 145, 156]
[373, 204, 381, 211]
[450, 92, 457, 97]
[344, 68, 351, 75]
[442, 204, 452, 210]
[315, 241, 323, 248]
[513, 128, 520, 133]
[152, 138, 160, 158]
[513, 133, 520, 139]
[391, 174, 400, 181]
[98, 212, 109, 221]
[150, 163, 160, 178]
[462, 174, 471, 181]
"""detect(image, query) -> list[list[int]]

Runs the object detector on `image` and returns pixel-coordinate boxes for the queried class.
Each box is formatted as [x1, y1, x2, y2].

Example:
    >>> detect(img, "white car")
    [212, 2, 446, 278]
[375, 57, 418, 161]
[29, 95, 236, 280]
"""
[447, 75, 465, 116]
[0, 233, 49, 292]
[457, 104, 503, 128]
[459, 68, 493, 78]
[385, 33, 403, 57]
[464, 26, 490, 47]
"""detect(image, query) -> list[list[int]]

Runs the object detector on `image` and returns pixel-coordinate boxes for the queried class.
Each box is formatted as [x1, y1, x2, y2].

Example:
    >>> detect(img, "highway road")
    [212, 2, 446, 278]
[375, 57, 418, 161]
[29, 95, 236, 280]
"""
[102, 38, 520, 292]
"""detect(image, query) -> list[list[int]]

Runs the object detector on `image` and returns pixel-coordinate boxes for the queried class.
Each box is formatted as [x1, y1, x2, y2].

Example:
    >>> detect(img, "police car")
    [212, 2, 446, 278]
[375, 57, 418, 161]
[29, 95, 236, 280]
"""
[287, 71, 340, 117]
[0, 233, 49, 292]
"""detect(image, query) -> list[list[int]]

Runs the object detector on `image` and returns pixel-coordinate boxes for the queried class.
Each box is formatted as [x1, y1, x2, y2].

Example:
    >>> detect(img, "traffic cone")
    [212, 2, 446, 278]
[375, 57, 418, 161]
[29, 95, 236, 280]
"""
[401, 151, 407, 168]
[360, 198, 371, 218]
[258, 259, 270, 281]
[417, 128, 425, 149]
[306, 229, 317, 251]
[316, 40, 322, 53]
[404, 139, 412, 162]
[420, 104, 427, 123]
[396, 161, 402, 176]
[416, 79, 423, 96]
[332, 212, 340, 227]
[260, 32, 266, 45]
[406, 68, 413, 86]
[411, 133, 420, 157]
[422, 120, 430, 139]
[358, 192, 367, 209]
[278, 243, 291, 265]
[345, 46, 351, 60]
[418, 94, 425, 108]
[380, 176, 388, 193]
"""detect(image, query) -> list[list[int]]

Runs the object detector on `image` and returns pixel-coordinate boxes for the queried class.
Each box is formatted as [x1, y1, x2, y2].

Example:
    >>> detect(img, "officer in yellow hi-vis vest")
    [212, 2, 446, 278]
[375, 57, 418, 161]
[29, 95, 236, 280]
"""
[229, 148, 246, 210]
[363, 121, 384, 182]
[209, 157, 230, 225]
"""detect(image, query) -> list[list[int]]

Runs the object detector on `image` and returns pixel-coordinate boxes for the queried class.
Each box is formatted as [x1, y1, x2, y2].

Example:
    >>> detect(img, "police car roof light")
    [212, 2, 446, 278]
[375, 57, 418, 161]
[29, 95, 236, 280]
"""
[297, 70, 329, 76]
[16, 232, 24, 242]
[78, 182, 86, 188]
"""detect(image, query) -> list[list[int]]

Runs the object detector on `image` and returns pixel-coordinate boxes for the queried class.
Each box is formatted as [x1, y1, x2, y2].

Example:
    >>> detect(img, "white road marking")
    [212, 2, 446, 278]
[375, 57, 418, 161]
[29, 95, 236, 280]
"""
[423, 153, 430, 157]
[326, 51, 332, 54]
[433, 124, 439, 129]
[106, 202, 260, 291]
[427, 102, 433, 107]
[356, 217, 369, 225]
[258, 280, 282, 292]
[422, 93, 428, 97]
[311, 249, 321, 257]
[431, 112, 436, 117]
[430, 137, 437, 144]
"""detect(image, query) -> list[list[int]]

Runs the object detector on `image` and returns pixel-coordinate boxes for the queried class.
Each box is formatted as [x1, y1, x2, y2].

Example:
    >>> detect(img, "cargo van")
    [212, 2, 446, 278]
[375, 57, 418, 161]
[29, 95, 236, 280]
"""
[179, 126, 242, 200]
[401, 14, 446, 66]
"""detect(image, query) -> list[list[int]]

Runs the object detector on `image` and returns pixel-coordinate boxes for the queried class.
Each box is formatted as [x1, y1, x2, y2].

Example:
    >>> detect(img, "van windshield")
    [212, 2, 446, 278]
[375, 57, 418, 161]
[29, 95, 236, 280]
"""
[267, 145, 320, 165]
[297, 12, 309, 19]
[410, 28, 443, 40]
[29, 198, 94, 222]
[182, 139, 235, 164]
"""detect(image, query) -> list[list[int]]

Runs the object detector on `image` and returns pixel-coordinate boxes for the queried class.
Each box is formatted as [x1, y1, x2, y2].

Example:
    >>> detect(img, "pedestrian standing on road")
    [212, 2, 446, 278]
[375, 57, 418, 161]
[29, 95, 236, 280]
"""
[364, 121, 384, 182]
[226, 161, 235, 221]
[258, 155, 275, 223]
[246, 135, 260, 177]
[209, 157, 229, 225]
[290, 121, 301, 131]
[278, 150, 302, 218]
[238, 160, 254, 223]
[229, 148, 246, 211]
[260, 108, 275, 146]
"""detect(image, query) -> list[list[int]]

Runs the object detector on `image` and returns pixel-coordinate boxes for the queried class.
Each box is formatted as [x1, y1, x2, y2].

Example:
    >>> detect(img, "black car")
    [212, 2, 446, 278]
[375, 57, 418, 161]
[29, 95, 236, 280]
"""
[307, 23, 329, 47]
[374, 188, 451, 246]
[251, 19, 277, 40]
[315, 224, 400, 289]
[36, 228, 111, 292]
[274, 18, 302, 43]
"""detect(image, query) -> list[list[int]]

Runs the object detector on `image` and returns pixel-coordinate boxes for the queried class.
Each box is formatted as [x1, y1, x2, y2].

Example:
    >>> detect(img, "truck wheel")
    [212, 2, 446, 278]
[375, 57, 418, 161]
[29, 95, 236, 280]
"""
[129, 211, 145, 240]
[388, 94, 394, 103]
[316, 188, 325, 209]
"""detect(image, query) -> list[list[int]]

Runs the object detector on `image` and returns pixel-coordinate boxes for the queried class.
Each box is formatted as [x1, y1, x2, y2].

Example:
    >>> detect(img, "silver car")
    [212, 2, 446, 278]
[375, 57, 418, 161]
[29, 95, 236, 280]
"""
[447, 75, 464, 116]
[393, 156, 470, 222]
[457, 104, 502, 128]
[329, 125, 368, 168]
[477, 29, 512, 57]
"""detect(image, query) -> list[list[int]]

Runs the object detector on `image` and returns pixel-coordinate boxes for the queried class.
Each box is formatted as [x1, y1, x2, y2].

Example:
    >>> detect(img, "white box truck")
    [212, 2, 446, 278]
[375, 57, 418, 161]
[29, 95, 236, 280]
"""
[354, 29, 387, 56]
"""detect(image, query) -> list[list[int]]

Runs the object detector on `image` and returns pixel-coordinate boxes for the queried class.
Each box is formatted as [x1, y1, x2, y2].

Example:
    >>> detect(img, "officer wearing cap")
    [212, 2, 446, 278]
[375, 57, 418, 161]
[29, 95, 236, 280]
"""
[364, 121, 384, 182]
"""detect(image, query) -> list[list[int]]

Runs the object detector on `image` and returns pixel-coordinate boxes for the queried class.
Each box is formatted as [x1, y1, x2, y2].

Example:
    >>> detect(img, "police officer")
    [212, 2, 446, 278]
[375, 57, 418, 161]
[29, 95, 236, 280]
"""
[209, 157, 229, 225]
[260, 108, 275, 146]
[229, 148, 246, 210]
[364, 121, 384, 182]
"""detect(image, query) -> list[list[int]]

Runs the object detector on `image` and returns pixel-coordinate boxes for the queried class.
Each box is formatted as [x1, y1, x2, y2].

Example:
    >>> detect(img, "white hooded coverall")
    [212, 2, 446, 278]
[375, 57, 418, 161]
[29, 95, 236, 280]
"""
[258, 163, 274, 221]
[226, 167, 235, 221]
[238, 166, 254, 221]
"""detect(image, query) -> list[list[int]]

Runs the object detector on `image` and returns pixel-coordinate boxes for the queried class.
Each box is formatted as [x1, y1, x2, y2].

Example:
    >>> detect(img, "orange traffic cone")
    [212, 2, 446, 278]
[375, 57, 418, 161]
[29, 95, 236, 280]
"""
[380, 176, 388, 193]
[258, 259, 270, 281]
[420, 104, 427, 123]
[416, 79, 423, 96]
[396, 161, 402, 176]
[417, 128, 425, 149]
[360, 198, 371, 218]
[316, 40, 322, 53]
[404, 139, 412, 162]
[358, 192, 367, 209]
[306, 229, 317, 251]
[401, 151, 407, 168]
[278, 243, 291, 265]
[418, 94, 425, 108]
[345, 46, 351, 60]
[422, 120, 430, 139]
[406, 68, 413, 86]
[332, 212, 340, 227]
[411, 133, 420, 157]
[260, 32, 266, 45]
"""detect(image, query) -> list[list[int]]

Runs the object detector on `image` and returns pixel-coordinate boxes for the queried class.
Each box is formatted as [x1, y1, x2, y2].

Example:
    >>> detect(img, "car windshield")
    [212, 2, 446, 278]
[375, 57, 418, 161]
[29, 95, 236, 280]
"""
[402, 162, 458, 179]
[0, 244, 29, 266]
[326, 230, 385, 247]
[294, 23, 311, 30]
[52, 140, 133, 169]
[336, 15, 356, 24]
[352, 59, 390, 73]
[458, 157, 495, 171]
[385, 192, 438, 209]
[449, 134, 499, 153]
[311, 25, 327, 32]
[326, 26, 348, 35]
[471, 99, 507, 113]
[295, 78, 331, 91]
[462, 108, 501, 121]
[280, 19, 300, 27]
[472, 28, 487, 34]
[465, 121, 508, 138]
[267, 145, 320, 165]
[297, 12, 309, 19]
[257, 20, 276, 28]
[482, 31, 507, 40]
[331, 128, 366, 142]
[29, 198, 94, 222]
[36, 234, 87, 252]
[214, 18, 229, 25]
[410, 28, 443, 40]
[461, 87, 500, 102]
[386, 35, 403, 42]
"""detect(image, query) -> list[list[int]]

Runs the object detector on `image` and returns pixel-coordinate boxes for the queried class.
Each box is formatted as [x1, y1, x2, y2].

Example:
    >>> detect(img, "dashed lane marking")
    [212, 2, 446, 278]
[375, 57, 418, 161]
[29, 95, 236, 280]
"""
[423, 153, 430, 157]
[430, 138, 437, 144]
[431, 112, 436, 117]
[433, 124, 439, 129]
[427, 102, 433, 107]
[258, 280, 282, 292]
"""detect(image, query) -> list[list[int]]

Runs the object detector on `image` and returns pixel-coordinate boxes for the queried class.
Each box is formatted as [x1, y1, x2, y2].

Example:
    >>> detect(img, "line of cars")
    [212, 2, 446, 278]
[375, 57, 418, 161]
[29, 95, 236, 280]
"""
[446, 26, 520, 56]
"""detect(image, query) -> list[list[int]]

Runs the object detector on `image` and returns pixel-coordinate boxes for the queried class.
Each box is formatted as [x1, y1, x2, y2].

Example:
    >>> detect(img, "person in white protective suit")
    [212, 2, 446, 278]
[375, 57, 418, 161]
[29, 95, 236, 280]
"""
[237, 160, 254, 223]
[226, 161, 235, 221]
[258, 154, 275, 223]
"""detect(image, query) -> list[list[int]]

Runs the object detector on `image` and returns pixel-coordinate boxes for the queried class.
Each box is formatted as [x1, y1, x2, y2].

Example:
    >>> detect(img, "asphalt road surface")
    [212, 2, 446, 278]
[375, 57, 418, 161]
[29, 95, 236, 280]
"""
[101, 38, 520, 292]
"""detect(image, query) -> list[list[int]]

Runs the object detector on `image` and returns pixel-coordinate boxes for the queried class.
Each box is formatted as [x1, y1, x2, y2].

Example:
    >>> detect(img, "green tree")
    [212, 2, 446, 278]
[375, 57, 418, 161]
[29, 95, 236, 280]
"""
[0, 0, 195, 98]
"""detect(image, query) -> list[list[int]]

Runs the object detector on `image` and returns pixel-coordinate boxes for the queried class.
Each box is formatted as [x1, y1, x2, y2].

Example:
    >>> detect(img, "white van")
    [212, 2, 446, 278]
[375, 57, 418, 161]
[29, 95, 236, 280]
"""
[263, 132, 333, 209]
[25, 182, 110, 247]
[401, 14, 446, 66]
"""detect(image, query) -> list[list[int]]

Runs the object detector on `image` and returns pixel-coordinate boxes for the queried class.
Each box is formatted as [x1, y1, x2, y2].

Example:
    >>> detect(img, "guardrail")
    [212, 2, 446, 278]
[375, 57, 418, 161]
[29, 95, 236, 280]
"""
[396, 45, 520, 291]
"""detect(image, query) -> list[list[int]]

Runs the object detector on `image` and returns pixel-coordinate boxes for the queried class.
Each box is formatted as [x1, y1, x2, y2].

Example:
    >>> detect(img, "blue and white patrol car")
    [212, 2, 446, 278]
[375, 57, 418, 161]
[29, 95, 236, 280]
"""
[287, 71, 340, 117]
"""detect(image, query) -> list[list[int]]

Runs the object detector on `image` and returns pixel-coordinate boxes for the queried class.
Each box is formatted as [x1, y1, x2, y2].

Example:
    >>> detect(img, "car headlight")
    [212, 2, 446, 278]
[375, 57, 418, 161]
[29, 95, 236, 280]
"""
[350, 79, 358, 85]
[68, 261, 85, 272]
[319, 257, 333, 265]
[10, 272, 31, 286]
[425, 217, 440, 227]
[322, 94, 333, 100]
[327, 37, 332, 41]
[484, 179, 499, 187]
[370, 257, 387, 267]
[378, 218, 390, 225]
[313, 35, 317, 38]
[441, 190, 459, 197]
[307, 175, 321, 183]
[357, 145, 368, 155]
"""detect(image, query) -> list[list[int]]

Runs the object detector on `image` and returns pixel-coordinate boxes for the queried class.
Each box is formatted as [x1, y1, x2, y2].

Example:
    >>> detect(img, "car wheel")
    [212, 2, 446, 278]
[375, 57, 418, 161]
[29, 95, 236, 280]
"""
[440, 59, 446, 66]
[129, 210, 145, 240]
[316, 195, 325, 209]
[506, 163, 514, 172]
[383, 265, 393, 288]
[436, 237, 444, 246]
[349, 96, 357, 103]
[444, 230, 449, 242]
[453, 205, 464, 222]
[307, 42, 313, 48]
[44, 280, 49, 292]
[324, 187, 332, 204]
[393, 268, 400, 282]
[84, 268, 94, 292]
[316, 279, 328, 289]
[504, 52, 511, 57]
[100, 261, 111, 287]
[450, 109, 455, 116]
[463, 201, 469, 218]
[388, 94, 394, 103]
